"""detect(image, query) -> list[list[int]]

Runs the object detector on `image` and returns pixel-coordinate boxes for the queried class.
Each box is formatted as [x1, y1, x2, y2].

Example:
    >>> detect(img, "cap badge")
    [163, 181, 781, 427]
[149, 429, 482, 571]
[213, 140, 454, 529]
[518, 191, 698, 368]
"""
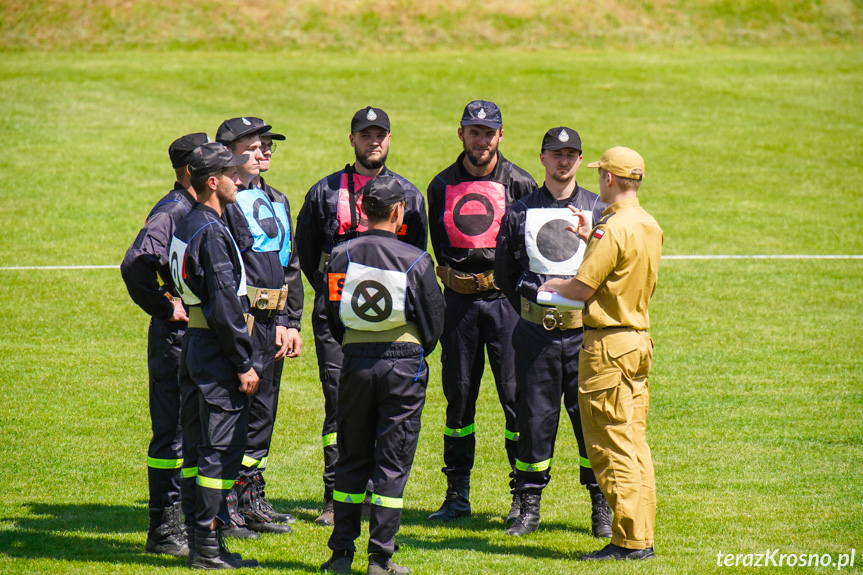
[559, 129, 569, 143]
[242, 118, 251, 126]
[366, 109, 377, 121]
[477, 108, 487, 120]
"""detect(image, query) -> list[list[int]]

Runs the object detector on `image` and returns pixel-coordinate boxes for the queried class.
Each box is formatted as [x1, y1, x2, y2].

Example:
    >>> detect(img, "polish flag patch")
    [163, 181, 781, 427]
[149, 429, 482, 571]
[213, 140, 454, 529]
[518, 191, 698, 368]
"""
[593, 229, 606, 239]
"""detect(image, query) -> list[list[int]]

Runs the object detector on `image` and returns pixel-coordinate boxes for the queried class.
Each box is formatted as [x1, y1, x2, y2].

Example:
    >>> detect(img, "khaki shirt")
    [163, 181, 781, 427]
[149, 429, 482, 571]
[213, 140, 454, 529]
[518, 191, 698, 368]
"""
[575, 197, 663, 330]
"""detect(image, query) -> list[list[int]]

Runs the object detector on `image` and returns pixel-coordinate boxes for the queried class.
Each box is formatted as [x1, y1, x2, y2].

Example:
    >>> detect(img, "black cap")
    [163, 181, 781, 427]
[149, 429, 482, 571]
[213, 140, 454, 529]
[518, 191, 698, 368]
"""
[362, 175, 405, 209]
[188, 143, 249, 178]
[250, 117, 285, 141]
[168, 132, 211, 169]
[542, 127, 582, 152]
[216, 117, 271, 145]
[461, 100, 502, 129]
[351, 107, 390, 133]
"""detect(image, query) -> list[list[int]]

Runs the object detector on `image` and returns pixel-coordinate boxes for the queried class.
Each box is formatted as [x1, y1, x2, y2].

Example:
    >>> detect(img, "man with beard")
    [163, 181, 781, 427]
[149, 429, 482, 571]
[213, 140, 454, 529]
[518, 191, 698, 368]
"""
[296, 106, 428, 526]
[214, 117, 303, 537]
[121, 132, 209, 558]
[494, 127, 611, 537]
[426, 100, 537, 524]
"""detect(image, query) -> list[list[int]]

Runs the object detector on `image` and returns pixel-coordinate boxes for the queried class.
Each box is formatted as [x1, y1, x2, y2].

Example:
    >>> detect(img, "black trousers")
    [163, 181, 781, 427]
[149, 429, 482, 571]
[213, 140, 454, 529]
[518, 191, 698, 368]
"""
[241, 314, 278, 477]
[439, 292, 518, 479]
[512, 319, 596, 492]
[328, 348, 427, 558]
[146, 318, 184, 516]
[312, 291, 343, 497]
[179, 329, 249, 531]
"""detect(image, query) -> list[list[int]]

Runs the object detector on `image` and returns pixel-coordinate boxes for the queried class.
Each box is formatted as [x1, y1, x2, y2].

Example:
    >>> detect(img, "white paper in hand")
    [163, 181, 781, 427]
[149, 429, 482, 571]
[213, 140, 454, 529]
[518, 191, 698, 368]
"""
[536, 291, 584, 310]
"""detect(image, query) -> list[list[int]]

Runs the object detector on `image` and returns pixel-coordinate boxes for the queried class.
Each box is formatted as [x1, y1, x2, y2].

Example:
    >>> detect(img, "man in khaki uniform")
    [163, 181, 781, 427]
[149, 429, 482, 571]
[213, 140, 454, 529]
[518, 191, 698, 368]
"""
[540, 146, 662, 560]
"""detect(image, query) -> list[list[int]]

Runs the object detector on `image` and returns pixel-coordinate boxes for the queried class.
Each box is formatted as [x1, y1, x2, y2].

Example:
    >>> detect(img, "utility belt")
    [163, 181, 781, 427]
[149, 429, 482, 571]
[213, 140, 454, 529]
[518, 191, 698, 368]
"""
[247, 285, 288, 313]
[342, 324, 422, 345]
[583, 325, 641, 332]
[187, 306, 255, 336]
[436, 265, 498, 295]
[521, 297, 583, 331]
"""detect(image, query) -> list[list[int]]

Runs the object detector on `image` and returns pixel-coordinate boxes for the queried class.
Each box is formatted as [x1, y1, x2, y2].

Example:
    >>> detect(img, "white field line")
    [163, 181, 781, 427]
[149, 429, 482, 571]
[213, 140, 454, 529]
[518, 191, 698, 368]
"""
[0, 255, 862, 271]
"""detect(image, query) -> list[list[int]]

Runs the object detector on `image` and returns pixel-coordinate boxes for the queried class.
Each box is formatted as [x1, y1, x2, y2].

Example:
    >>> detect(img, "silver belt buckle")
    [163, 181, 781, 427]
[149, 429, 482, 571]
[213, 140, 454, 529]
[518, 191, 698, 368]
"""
[541, 308, 558, 331]
[255, 290, 270, 310]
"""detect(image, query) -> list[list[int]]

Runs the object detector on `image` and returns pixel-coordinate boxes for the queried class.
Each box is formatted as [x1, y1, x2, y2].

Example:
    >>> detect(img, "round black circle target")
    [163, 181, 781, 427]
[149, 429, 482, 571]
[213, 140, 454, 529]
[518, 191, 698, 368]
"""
[253, 198, 284, 240]
[536, 219, 580, 262]
[453, 193, 495, 237]
[169, 251, 184, 295]
[351, 280, 393, 323]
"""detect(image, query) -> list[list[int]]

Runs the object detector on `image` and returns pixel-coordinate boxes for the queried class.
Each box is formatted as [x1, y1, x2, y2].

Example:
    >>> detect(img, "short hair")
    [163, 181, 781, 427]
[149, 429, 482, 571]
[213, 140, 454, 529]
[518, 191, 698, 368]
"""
[190, 168, 225, 195]
[227, 134, 258, 153]
[600, 167, 641, 192]
[363, 201, 397, 223]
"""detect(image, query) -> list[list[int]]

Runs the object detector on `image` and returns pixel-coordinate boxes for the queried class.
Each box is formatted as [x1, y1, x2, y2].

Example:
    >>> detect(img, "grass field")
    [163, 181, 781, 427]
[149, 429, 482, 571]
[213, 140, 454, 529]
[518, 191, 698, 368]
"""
[0, 46, 862, 574]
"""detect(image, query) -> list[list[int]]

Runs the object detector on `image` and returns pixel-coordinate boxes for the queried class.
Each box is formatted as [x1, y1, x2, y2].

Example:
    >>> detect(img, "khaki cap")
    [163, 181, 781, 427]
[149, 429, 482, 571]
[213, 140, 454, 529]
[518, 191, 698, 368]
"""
[587, 146, 645, 180]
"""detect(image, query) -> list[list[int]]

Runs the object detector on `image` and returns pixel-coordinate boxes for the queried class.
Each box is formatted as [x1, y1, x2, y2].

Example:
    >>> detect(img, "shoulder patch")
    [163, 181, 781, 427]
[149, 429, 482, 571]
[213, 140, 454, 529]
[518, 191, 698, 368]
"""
[593, 229, 606, 240]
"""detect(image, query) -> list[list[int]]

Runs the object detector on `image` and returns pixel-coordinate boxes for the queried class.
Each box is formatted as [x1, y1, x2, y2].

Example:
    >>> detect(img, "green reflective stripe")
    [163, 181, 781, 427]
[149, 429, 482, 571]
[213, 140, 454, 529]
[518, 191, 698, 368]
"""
[197, 475, 236, 490]
[580, 456, 592, 469]
[148, 456, 183, 469]
[505, 429, 520, 442]
[323, 433, 338, 447]
[515, 458, 553, 473]
[333, 490, 366, 504]
[443, 423, 475, 438]
[182, 467, 198, 479]
[242, 455, 261, 468]
[369, 493, 403, 509]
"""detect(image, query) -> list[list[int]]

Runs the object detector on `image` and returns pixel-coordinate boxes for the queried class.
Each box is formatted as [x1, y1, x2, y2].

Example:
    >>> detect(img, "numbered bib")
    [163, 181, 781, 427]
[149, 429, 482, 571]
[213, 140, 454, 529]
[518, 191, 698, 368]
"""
[235, 188, 291, 265]
[525, 208, 592, 275]
[339, 262, 407, 332]
[444, 181, 506, 249]
[168, 228, 247, 306]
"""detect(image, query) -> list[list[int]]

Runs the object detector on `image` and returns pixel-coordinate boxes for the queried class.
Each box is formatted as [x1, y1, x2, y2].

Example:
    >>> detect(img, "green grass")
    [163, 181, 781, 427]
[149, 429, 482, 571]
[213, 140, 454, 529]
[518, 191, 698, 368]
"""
[1, 48, 862, 573]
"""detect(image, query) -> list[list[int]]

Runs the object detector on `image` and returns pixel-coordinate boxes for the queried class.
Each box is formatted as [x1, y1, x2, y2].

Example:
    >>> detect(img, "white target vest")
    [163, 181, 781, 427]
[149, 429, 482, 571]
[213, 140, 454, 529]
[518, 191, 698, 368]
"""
[168, 229, 247, 306]
[525, 208, 593, 276]
[339, 261, 407, 331]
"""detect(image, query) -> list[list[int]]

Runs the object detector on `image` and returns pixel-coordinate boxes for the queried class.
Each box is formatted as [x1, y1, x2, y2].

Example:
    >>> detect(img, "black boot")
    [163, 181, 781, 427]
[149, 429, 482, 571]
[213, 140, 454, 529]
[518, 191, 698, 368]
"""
[504, 492, 521, 526]
[222, 481, 260, 540]
[588, 484, 612, 538]
[427, 475, 470, 522]
[367, 553, 410, 575]
[253, 472, 295, 524]
[189, 528, 237, 569]
[187, 528, 259, 569]
[146, 501, 189, 557]
[315, 493, 335, 526]
[320, 549, 354, 573]
[505, 491, 541, 536]
[239, 476, 293, 535]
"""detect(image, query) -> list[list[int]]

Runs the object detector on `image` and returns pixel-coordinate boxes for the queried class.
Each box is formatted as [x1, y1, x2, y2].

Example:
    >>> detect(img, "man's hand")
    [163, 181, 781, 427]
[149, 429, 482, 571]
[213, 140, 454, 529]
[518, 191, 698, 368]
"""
[238, 368, 259, 396]
[275, 326, 302, 360]
[169, 299, 189, 322]
[566, 206, 591, 243]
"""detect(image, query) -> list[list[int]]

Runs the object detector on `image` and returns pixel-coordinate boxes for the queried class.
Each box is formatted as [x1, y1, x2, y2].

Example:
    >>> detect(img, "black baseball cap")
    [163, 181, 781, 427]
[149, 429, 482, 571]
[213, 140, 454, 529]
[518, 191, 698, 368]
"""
[362, 175, 405, 209]
[351, 107, 390, 133]
[461, 100, 502, 129]
[216, 117, 271, 145]
[168, 132, 211, 169]
[251, 117, 286, 141]
[188, 143, 249, 178]
[542, 127, 582, 152]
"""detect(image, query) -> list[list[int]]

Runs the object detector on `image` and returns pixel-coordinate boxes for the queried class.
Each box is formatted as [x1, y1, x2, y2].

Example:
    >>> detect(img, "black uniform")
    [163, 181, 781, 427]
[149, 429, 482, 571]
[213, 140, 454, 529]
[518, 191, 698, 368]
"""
[222, 178, 303, 480]
[427, 151, 536, 485]
[296, 166, 428, 502]
[495, 183, 606, 492]
[324, 229, 443, 558]
[120, 182, 194, 523]
[170, 203, 254, 532]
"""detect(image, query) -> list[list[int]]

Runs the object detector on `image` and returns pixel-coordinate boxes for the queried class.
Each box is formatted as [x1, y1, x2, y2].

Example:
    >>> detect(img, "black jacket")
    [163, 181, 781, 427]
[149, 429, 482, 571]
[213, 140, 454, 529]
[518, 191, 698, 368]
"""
[325, 229, 444, 357]
[296, 165, 428, 292]
[495, 183, 606, 313]
[121, 183, 195, 321]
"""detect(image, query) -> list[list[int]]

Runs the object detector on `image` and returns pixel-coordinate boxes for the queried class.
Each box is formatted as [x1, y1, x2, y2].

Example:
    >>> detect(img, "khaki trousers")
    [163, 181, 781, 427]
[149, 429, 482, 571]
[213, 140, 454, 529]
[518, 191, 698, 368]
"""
[579, 328, 656, 550]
